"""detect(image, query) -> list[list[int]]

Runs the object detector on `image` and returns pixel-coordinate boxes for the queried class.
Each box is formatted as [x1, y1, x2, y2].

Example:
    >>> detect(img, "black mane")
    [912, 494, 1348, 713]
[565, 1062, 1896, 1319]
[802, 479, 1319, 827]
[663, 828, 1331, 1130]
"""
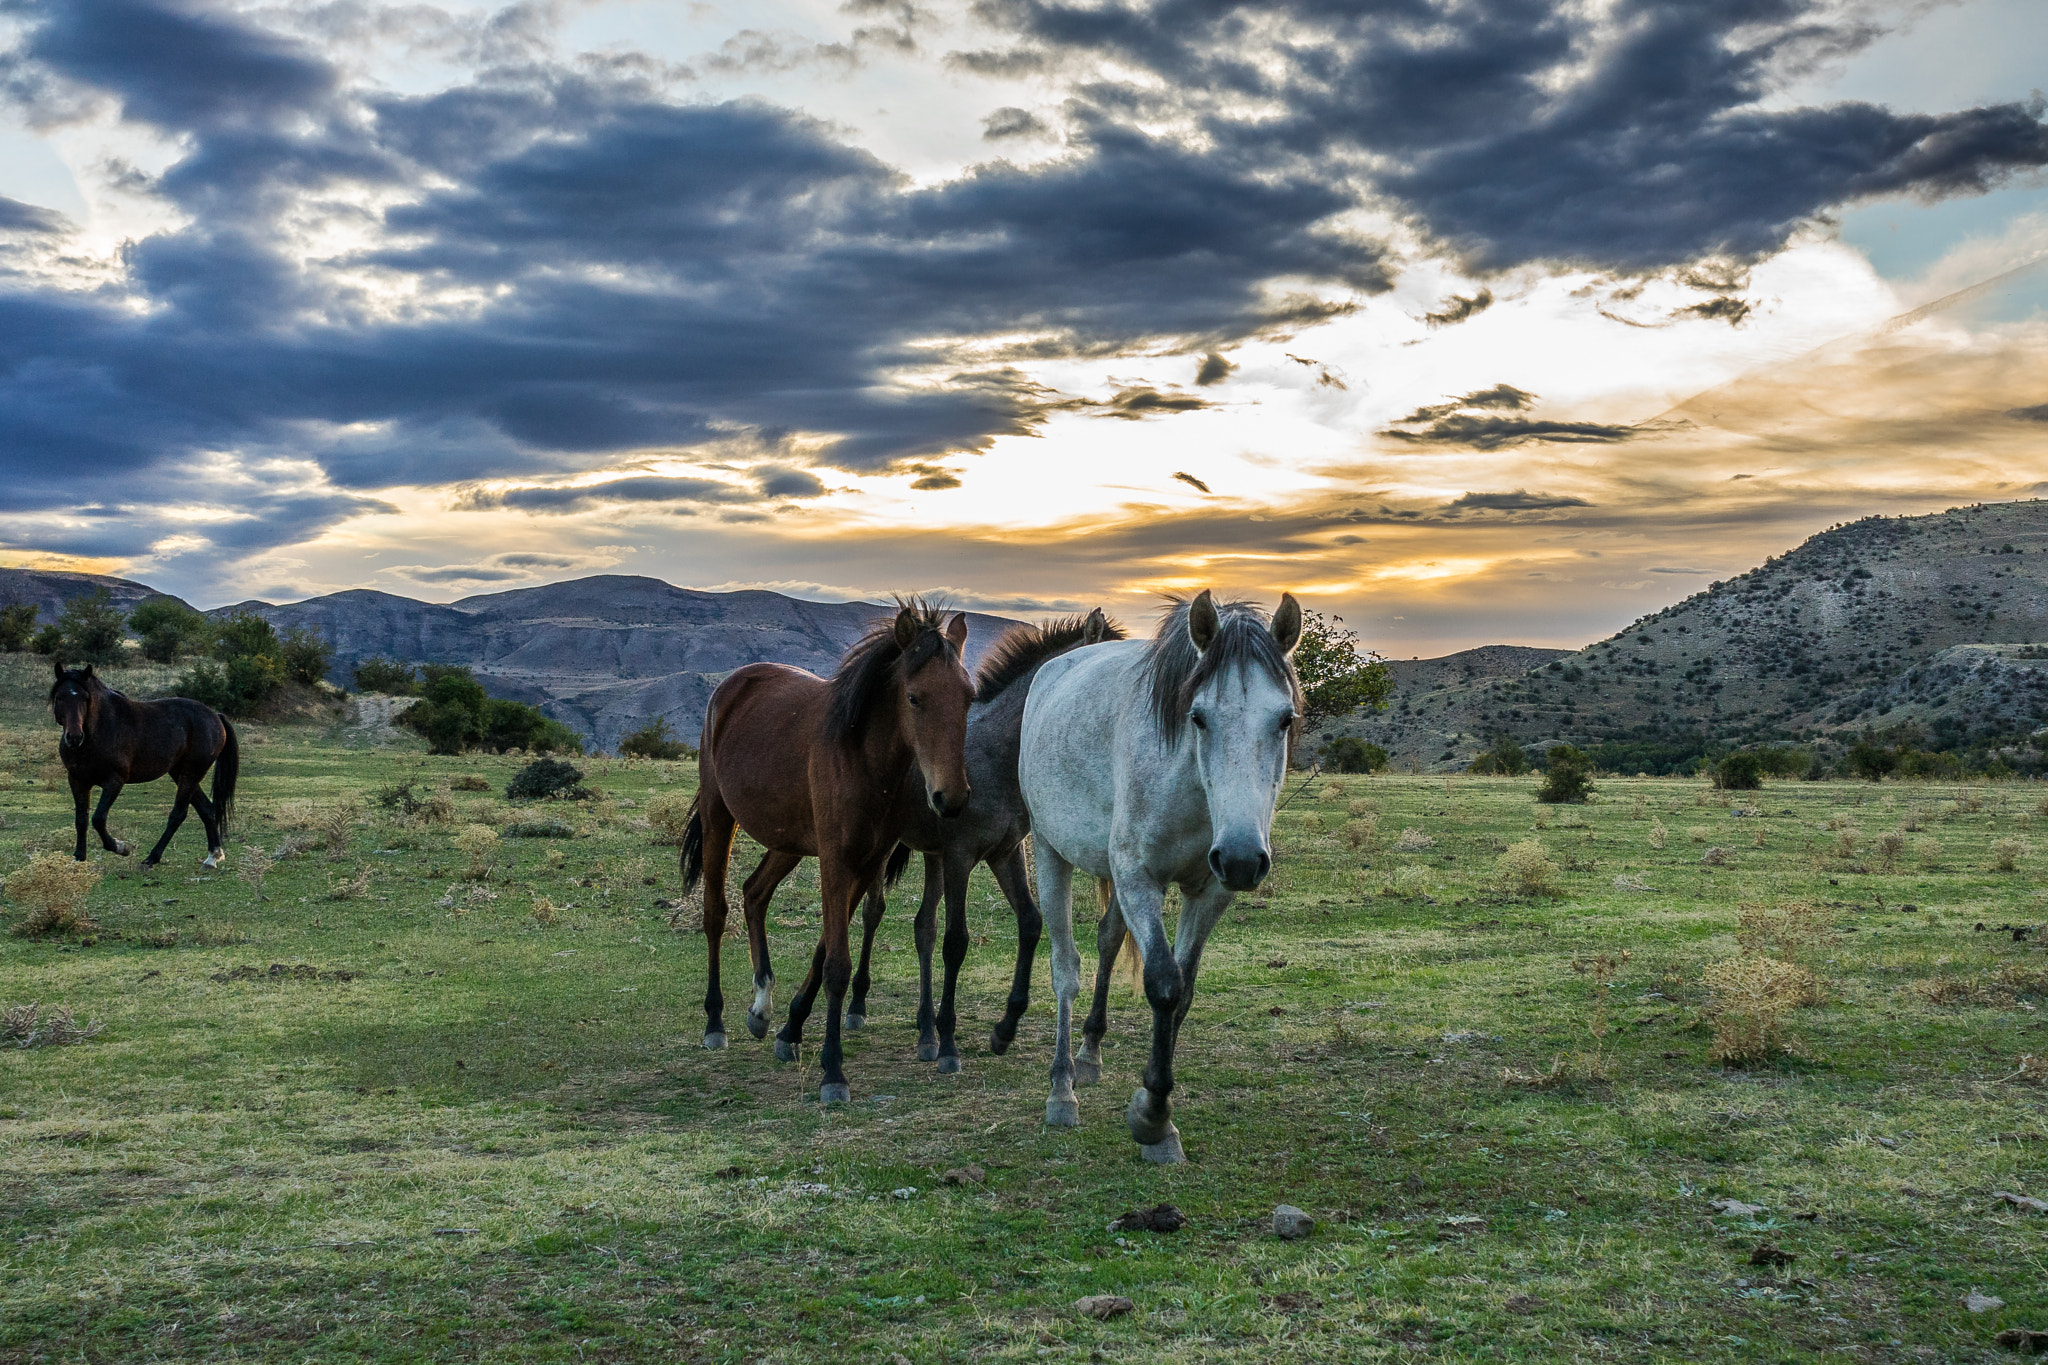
[1143, 596, 1302, 744]
[824, 596, 958, 741]
[974, 613, 1126, 704]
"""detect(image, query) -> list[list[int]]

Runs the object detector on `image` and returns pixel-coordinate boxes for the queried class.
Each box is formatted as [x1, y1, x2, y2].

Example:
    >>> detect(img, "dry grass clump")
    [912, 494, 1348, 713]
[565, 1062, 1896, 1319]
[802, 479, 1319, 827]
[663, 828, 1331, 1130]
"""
[1957, 788, 1985, 813]
[237, 848, 275, 902]
[187, 921, 245, 946]
[1899, 805, 1929, 832]
[1317, 780, 1347, 801]
[1501, 1058, 1570, 1089]
[1390, 864, 1435, 900]
[2, 1001, 104, 1048]
[1343, 814, 1380, 850]
[1704, 956, 1812, 1064]
[1992, 837, 2029, 873]
[5, 854, 102, 937]
[1648, 817, 1667, 850]
[1700, 845, 1731, 866]
[530, 895, 559, 926]
[1346, 798, 1376, 818]
[1873, 830, 1906, 873]
[1496, 840, 1562, 897]
[2003, 1053, 2048, 1085]
[1915, 835, 1943, 868]
[647, 789, 696, 845]
[1833, 828, 1862, 860]
[1735, 899, 1837, 973]
[1629, 794, 1649, 821]
[454, 824, 500, 880]
[1688, 826, 1709, 844]
[322, 796, 362, 859]
[325, 866, 373, 901]
[1394, 827, 1434, 852]
[452, 774, 490, 792]
[1299, 812, 1326, 836]
[271, 799, 321, 830]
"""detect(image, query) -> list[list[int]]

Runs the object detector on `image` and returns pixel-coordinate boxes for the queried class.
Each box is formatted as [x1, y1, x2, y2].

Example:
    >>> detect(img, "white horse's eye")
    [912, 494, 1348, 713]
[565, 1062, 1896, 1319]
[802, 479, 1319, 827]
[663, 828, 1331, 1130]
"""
[1190, 711, 1207, 730]
[1276, 713, 1295, 732]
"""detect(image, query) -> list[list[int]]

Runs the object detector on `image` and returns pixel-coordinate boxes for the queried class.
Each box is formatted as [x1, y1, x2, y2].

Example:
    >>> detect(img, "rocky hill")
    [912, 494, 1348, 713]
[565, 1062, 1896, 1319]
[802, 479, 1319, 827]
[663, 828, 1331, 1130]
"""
[1331, 500, 2048, 770]
[0, 569, 191, 621]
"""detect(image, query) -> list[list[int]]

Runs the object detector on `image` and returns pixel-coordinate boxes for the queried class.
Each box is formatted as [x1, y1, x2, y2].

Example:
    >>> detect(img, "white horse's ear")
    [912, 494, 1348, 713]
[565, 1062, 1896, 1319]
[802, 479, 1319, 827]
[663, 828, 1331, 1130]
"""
[945, 611, 969, 650]
[893, 605, 921, 649]
[1271, 593, 1303, 655]
[1187, 590, 1219, 653]
[1083, 607, 1108, 643]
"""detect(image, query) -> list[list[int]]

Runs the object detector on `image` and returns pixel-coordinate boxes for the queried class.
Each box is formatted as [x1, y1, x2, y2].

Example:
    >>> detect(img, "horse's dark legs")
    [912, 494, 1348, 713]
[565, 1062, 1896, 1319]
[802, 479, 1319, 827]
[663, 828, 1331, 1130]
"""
[985, 843, 1041, 1056]
[90, 778, 130, 856]
[186, 785, 226, 867]
[932, 848, 973, 1074]
[814, 859, 860, 1104]
[1077, 884, 1127, 1085]
[1123, 879, 1234, 1165]
[847, 876, 889, 1030]
[910, 855, 942, 1062]
[68, 772, 91, 861]
[141, 781, 195, 868]
[739, 850, 801, 1042]
[775, 938, 829, 1062]
[695, 798, 739, 1050]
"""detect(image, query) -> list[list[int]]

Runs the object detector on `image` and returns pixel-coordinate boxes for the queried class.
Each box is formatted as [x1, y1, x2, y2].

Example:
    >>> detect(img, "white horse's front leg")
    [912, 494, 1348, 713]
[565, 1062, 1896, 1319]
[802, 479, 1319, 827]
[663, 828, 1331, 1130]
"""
[1036, 839, 1080, 1127]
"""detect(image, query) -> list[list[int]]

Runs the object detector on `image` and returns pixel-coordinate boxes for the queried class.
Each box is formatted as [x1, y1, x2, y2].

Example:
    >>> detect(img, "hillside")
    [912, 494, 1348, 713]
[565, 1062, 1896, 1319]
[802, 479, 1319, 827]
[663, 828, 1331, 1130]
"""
[1333, 500, 2048, 770]
[0, 568, 190, 621]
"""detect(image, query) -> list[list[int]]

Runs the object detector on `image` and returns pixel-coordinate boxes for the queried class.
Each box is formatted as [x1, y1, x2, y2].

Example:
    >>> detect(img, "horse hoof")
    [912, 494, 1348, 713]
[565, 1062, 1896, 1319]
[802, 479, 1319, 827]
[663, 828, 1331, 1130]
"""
[820, 1083, 851, 1104]
[936, 1055, 961, 1075]
[745, 1010, 770, 1041]
[915, 1041, 939, 1063]
[1045, 1097, 1080, 1127]
[1074, 1058, 1103, 1086]
[201, 850, 224, 870]
[845, 1012, 866, 1032]
[1126, 1087, 1173, 1146]
[140, 859, 158, 870]
[111, 841, 130, 857]
[703, 1031, 727, 1051]
[775, 1038, 798, 1064]
[1139, 1129, 1186, 1165]
[987, 1026, 1013, 1056]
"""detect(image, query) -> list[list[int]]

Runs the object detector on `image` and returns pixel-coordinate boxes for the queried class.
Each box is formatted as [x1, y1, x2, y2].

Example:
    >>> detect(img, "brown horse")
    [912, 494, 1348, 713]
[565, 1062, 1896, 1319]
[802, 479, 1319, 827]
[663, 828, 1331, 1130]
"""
[49, 664, 239, 868]
[680, 599, 973, 1102]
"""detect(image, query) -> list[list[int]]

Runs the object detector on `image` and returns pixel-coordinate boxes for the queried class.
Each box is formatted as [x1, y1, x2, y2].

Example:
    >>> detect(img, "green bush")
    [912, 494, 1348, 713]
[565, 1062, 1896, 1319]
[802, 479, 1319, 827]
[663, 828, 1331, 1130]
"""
[58, 588, 126, 665]
[1713, 751, 1764, 791]
[280, 627, 333, 687]
[213, 612, 282, 663]
[128, 598, 208, 662]
[398, 664, 581, 756]
[0, 602, 40, 652]
[1319, 736, 1388, 773]
[352, 657, 419, 694]
[1470, 736, 1527, 776]
[619, 717, 689, 760]
[175, 653, 286, 716]
[507, 758, 591, 802]
[31, 624, 62, 655]
[1536, 744, 1595, 804]
[1848, 739, 1898, 782]
[1755, 745, 1811, 779]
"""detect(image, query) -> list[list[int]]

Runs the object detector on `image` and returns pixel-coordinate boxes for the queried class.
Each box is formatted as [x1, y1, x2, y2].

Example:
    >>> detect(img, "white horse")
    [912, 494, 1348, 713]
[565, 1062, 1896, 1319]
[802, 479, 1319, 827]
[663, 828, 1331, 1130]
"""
[1018, 590, 1302, 1163]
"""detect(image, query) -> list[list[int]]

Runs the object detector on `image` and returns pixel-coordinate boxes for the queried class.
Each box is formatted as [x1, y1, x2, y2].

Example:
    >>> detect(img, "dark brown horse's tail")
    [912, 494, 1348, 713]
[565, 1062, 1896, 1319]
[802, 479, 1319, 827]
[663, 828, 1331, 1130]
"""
[883, 842, 912, 888]
[213, 716, 239, 830]
[678, 795, 706, 897]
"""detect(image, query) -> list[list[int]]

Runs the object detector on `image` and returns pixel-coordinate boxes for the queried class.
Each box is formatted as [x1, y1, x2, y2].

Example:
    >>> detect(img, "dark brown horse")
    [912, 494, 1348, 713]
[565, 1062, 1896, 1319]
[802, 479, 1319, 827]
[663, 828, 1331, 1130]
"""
[680, 599, 973, 1102]
[49, 664, 239, 867]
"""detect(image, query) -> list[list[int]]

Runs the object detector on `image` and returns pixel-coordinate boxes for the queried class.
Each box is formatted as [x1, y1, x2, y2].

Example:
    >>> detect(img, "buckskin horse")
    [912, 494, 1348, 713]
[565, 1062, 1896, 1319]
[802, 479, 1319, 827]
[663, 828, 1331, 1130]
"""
[1019, 591, 1302, 1163]
[49, 663, 240, 868]
[679, 599, 973, 1103]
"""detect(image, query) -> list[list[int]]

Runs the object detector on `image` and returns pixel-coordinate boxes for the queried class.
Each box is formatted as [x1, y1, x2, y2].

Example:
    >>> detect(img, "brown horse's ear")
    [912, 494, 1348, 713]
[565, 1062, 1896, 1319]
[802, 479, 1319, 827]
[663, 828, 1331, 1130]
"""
[945, 612, 969, 651]
[1187, 590, 1219, 653]
[52, 659, 63, 681]
[82, 664, 96, 679]
[1271, 593, 1303, 655]
[1083, 607, 1108, 644]
[893, 604, 921, 650]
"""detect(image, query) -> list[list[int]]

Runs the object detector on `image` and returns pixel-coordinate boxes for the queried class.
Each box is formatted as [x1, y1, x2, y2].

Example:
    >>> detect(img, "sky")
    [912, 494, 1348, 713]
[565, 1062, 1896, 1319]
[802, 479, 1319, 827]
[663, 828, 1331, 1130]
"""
[1, 0, 2046, 657]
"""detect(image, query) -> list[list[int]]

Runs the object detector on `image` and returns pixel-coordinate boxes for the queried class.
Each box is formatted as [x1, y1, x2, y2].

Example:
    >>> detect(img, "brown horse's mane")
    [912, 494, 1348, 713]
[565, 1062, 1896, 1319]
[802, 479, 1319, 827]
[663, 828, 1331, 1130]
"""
[824, 596, 959, 742]
[974, 613, 1126, 704]
[1143, 595, 1302, 744]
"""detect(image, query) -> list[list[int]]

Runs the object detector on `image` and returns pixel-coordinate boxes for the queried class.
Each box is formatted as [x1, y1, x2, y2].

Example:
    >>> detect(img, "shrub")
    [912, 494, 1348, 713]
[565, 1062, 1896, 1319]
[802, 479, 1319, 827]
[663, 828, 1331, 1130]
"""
[1629, 794, 1648, 820]
[452, 774, 490, 792]
[129, 598, 209, 662]
[1993, 837, 2028, 872]
[352, 657, 420, 694]
[1319, 736, 1389, 774]
[1704, 956, 1812, 1064]
[321, 797, 362, 858]
[326, 867, 373, 901]
[1391, 864, 1434, 899]
[1470, 737, 1527, 776]
[1346, 798, 1375, 817]
[176, 653, 286, 717]
[1833, 828, 1861, 860]
[1496, 840, 1562, 897]
[619, 717, 690, 760]
[505, 818, 576, 838]
[645, 789, 695, 845]
[1734, 900, 1836, 993]
[1688, 825, 1709, 843]
[31, 624, 61, 655]
[1648, 817, 1667, 849]
[1874, 830, 1906, 873]
[0, 601, 38, 653]
[237, 849, 275, 903]
[454, 825, 500, 880]
[1317, 779, 1347, 801]
[508, 758, 591, 802]
[1915, 835, 1943, 868]
[5, 854, 102, 937]
[57, 588, 127, 665]
[1713, 751, 1764, 791]
[280, 627, 334, 686]
[1343, 814, 1380, 850]
[530, 895, 559, 925]
[1535, 744, 1594, 804]
[1394, 827, 1434, 851]
[1, 1001, 104, 1048]
[397, 663, 582, 755]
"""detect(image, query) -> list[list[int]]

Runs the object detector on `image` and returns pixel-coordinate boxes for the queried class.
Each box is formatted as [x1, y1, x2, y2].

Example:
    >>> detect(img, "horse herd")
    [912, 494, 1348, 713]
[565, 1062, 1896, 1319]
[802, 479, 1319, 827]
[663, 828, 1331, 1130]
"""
[46, 589, 1303, 1164]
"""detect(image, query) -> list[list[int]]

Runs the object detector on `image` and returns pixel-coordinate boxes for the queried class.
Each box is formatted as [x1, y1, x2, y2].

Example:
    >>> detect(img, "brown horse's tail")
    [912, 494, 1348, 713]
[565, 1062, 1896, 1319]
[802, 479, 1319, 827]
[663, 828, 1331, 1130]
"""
[678, 795, 706, 897]
[213, 716, 240, 830]
[884, 842, 913, 888]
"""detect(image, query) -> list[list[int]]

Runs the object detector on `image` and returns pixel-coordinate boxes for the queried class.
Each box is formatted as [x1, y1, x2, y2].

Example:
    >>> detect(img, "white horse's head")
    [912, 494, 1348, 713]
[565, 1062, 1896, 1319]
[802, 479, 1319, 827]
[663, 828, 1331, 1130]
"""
[1156, 590, 1303, 891]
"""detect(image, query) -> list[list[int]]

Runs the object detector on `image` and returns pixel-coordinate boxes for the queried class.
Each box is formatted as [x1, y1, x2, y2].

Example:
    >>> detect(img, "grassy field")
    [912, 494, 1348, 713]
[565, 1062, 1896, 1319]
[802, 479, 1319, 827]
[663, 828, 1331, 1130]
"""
[6, 666, 2048, 1361]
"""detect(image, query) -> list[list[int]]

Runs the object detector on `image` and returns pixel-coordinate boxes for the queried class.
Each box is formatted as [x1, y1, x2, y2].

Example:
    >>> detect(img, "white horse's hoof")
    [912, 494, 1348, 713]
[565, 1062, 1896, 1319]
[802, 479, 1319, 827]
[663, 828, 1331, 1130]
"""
[1046, 1097, 1080, 1127]
[703, 1031, 727, 1051]
[1074, 1058, 1102, 1086]
[1140, 1130, 1186, 1165]
[820, 1083, 850, 1104]
[845, 1012, 866, 1032]
[745, 1010, 771, 1041]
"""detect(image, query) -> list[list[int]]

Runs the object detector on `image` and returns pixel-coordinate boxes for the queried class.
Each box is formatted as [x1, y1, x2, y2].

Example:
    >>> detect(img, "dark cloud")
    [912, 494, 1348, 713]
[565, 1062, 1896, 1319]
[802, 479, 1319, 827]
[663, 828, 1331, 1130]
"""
[462, 475, 768, 514]
[1423, 289, 1493, 329]
[1193, 351, 1234, 386]
[1099, 386, 1212, 419]
[909, 470, 963, 490]
[1443, 489, 1593, 514]
[982, 105, 1051, 140]
[1172, 471, 1210, 493]
[1385, 416, 1641, 452]
[1674, 296, 1753, 326]
[2011, 403, 2048, 423]
[0, 195, 69, 233]
[1397, 385, 1536, 424]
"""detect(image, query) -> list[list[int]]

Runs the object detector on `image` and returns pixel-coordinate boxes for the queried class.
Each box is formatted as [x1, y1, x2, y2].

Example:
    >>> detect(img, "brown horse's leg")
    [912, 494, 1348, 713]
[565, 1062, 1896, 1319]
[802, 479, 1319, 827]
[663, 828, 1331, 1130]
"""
[142, 781, 195, 868]
[775, 937, 828, 1062]
[846, 875, 888, 1030]
[68, 772, 91, 862]
[185, 785, 225, 866]
[932, 847, 974, 1074]
[90, 777, 130, 856]
[696, 797, 739, 1050]
[986, 842, 1041, 1056]
[815, 858, 860, 1104]
[911, 854, 942, 1062]
[739, 849, 801, 1041]
[1078, 883, 1127, 1086]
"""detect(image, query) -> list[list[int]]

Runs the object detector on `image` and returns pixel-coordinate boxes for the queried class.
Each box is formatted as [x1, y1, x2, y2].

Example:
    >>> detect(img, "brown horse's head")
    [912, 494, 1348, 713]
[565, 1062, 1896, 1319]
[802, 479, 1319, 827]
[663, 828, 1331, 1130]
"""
[49, 663, 101, 749]
[895, 604, 974, 815]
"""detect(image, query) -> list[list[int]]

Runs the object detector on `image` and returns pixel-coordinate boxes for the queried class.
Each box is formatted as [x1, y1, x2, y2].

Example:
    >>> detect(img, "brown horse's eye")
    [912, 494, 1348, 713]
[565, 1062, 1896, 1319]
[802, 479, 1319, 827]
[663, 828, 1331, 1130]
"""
[907, 693, 922, 708]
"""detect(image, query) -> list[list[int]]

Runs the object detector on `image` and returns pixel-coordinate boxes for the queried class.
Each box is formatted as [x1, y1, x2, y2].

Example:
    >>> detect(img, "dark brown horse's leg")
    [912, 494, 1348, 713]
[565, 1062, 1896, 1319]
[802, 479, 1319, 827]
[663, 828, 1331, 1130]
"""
[846, 875, 888, 1030]
[911, 854, 942, 1062]
[68, 771, 91, 861]
[932, 848, 974, 1074]
[90, 777, 130, 856]
[1077, 884, 1127, 1086]
[186, 787, 226, 867]
[695, 798, 739, 1050]
[814, 860, 860, 1104]
[142, 782, 195, 868]
[775, 937, 828, 1062]
[986, 842, 1042, 1056]
[739, 850, 801, 1041]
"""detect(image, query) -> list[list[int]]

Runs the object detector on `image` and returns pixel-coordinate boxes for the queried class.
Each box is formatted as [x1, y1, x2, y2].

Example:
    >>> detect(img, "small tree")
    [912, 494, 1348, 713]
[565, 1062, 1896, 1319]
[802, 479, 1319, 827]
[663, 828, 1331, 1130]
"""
[1471, 736, 1527, 776]
[1536, 744, 1595, 804]
[0, 601, 38, 652]
[619, 717, 689, 760]
[1292, 611, 1392, 732]
[352, 657, 419, 694]
[508, 758, 591, 802]
[1713, 751, 1764, 791]
[1848, 738, 1897, 782]
[31, 624, 62, 655]
[1319, 736, 1388, 773]
[279, 626, 334, 686]
[128, 598, 208, 662]
[58, 588, 126, 665]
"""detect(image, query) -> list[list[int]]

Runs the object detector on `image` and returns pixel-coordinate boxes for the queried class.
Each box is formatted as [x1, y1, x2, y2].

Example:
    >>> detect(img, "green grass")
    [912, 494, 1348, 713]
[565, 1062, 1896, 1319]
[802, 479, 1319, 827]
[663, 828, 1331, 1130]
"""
[6, 689, 2048, 1361]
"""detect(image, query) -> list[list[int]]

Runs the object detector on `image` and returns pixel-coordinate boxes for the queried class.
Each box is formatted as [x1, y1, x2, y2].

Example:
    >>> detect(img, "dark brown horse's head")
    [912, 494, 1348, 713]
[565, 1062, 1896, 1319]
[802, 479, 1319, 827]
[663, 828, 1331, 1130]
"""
[894, 604, 974, 816]
[49, 663, 102, 749]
